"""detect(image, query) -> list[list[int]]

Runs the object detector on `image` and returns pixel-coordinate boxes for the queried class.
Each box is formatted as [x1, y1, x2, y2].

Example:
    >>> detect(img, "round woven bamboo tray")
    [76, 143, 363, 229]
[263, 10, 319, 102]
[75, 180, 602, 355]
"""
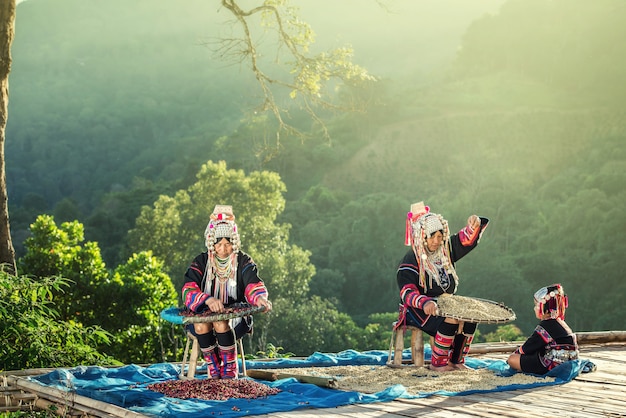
[161, 303, 265, 324]
[435, 294, 516, 324]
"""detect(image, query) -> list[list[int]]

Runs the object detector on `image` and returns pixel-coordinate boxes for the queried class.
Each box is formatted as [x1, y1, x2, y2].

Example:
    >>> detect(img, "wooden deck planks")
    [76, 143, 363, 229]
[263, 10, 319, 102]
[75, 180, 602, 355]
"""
[3, 342, 625, 418]
[555, 384, 626, 407]
[261, 404, 407, 418]
[463, 390, 607, 418]
[396, 397, 534, 418]
[363, 400, 494, 418]
[248, 343, 626, 418]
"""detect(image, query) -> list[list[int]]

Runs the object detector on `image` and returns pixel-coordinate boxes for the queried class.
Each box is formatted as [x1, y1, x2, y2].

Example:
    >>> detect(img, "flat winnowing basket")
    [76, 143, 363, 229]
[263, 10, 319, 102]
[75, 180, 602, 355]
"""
[160, 304, 265, 325]
[435, 294, 516, 324]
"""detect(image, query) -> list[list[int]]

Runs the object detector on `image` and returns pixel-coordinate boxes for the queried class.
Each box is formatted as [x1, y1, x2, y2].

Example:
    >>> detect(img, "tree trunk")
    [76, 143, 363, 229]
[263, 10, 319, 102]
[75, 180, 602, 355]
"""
[0, 0, 17, 274]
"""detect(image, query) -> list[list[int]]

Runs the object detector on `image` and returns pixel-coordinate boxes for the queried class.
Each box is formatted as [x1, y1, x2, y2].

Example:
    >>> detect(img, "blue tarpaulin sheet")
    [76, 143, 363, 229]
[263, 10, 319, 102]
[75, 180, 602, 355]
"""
[31, 349, 589, 417]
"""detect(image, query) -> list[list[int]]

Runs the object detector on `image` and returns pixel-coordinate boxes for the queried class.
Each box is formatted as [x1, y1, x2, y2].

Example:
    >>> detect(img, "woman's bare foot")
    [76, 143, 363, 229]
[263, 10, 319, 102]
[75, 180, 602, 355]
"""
[451, 363, 474, 371]
[428, 363, 455, 372]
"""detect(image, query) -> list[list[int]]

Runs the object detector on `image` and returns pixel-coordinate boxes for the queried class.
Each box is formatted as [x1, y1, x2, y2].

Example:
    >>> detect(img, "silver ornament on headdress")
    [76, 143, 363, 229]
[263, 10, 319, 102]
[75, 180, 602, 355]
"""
[533, 284, 567, 320]
[422, 214, 444, 238]
[407, 203, 459, 290]
[201, 205, 241, 303]
[413, 213, 450, 248]
[533, 284, 565, 304]
[204, 205, 240, 253]
[214, 223, 233, 239]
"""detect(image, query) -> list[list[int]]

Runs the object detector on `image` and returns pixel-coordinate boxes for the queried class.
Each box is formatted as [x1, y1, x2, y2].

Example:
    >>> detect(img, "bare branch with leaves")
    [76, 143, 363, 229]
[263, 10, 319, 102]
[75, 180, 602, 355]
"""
[215, 0, 375, 143]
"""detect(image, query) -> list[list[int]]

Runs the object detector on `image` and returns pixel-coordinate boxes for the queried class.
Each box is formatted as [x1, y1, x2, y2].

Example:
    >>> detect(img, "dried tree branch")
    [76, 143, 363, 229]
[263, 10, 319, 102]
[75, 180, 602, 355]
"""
[215, 0, 375, 145]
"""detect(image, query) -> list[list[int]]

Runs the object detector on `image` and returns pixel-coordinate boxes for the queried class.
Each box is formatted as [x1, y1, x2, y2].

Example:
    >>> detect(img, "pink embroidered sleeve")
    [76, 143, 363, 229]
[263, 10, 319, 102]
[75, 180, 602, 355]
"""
[245, 282, 268, 305]
[458, 218, 488, 247]
[458, 224, 480, 246]
[182, 281, 210, 312]
[400, 284, 432, 310]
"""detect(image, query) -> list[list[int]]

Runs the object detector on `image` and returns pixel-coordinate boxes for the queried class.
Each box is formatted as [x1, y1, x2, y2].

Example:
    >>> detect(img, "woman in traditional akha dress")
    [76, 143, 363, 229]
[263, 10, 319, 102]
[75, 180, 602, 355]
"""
[396, 201, 489, 371]
[182, 205, 272, 379]
[507, 283, 578, 375]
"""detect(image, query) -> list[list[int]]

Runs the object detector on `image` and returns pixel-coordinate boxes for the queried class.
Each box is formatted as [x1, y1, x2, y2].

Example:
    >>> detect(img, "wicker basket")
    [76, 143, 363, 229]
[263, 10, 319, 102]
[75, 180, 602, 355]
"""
[435, 294, 516, 324]
[161, 303, 265, 324]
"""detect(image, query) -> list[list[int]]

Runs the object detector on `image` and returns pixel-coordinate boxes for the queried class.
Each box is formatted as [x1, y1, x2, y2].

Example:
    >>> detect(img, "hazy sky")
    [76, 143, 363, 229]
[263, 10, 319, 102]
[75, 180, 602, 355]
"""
[232, 1, 506, 81]
[288, 1, 506, 78]
[15, 0, 505, 80]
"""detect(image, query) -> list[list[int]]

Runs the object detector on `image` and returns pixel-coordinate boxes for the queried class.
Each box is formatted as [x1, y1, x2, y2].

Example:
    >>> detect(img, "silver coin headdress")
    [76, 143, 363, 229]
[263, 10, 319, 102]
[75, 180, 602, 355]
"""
[202, 205, 240, 303]
[205, 205, 240, 253]
[534, 283, 568, 320]
[405, 201, 459, 290]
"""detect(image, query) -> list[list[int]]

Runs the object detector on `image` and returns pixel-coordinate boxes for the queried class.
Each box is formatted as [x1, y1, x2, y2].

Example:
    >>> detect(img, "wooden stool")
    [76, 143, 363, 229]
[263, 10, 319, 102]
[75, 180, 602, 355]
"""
[179, 329, 247, 379]
[387, 322, 433, 367]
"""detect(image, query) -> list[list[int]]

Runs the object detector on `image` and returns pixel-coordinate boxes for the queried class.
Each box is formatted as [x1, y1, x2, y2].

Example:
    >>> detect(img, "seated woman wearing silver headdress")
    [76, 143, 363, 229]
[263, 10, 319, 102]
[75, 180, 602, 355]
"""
[182, 205, 272, 379]
[396, 201, 489, 371]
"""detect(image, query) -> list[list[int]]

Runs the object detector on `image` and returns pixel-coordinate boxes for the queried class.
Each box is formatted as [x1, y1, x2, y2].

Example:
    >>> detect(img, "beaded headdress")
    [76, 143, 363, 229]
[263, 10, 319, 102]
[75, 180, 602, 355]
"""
[405, 201, 459, 290]
[204, 205, 240, 253]
[202, 205, 241, 303]
[534, 283, 568, 320]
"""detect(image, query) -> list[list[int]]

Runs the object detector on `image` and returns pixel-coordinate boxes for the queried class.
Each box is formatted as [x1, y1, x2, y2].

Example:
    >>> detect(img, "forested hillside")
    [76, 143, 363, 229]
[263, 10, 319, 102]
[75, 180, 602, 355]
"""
[184, 0, 626, 333]
[272, 0, 626, 333]
[7, 0, 503, 262]
[8, 0, 255, 259]
[6, 0, 626, 360]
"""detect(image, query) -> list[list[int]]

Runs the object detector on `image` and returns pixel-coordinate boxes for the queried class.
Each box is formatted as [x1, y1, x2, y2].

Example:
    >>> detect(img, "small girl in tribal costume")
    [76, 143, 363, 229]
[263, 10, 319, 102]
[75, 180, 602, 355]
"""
[396, 201, 489, 371]
[507, 284, 578, 375]
[182, 205, 272, 379]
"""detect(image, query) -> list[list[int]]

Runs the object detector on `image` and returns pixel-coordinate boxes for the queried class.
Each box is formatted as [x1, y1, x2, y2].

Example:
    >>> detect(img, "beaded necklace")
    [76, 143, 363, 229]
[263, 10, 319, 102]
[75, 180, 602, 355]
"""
[214, 255, 233, 281]
[202, 209, 241, 304]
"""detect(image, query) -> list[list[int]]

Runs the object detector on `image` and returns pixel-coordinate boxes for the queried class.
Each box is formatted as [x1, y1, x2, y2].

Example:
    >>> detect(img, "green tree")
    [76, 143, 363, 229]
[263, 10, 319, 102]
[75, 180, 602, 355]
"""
[104, 252, 178, 363]
[128, 160, 293, 290]
[52, 197, 82, 223]
[18, 215, 109, 324]
[127, 160, 317, 353]
[269, 296, 362, 356]
[282, 189, 407, 320]
[482, 324, 525, 343]
[85, 176, 174, 267]
[0, 0, 17, 272]
[308, 268, 346, 307]
[359, 312, 397, 351]
[0, 269, 117, 371]
[18, 215, 179, 364]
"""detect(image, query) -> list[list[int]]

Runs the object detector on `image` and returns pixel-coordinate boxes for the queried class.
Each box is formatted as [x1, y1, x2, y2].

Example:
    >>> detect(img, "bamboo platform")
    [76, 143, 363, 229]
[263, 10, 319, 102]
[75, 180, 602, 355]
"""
[257, 342, 626, 418]
[2, 336, 625, 418]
